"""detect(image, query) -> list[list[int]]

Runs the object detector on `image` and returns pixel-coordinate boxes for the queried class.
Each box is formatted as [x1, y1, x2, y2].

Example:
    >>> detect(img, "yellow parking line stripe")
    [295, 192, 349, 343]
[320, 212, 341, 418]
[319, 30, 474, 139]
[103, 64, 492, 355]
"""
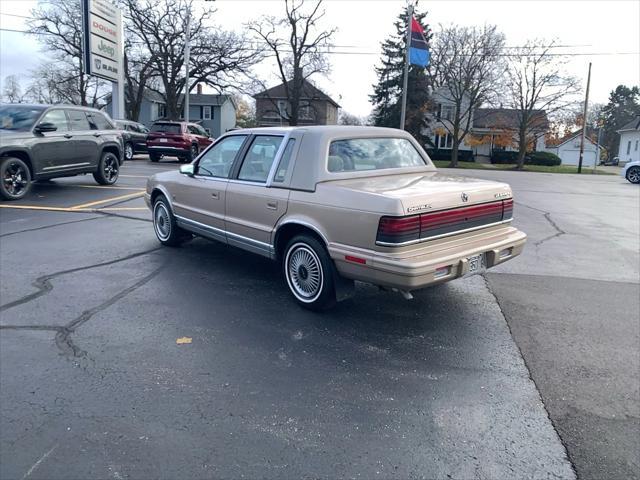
[69, 191, 145, 210]
[0, 204, 148, 213]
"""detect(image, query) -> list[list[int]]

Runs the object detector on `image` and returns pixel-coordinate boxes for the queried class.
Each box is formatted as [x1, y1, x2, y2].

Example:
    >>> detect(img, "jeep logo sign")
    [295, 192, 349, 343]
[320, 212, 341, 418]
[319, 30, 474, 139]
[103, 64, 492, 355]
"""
[82, 0, 122, 83]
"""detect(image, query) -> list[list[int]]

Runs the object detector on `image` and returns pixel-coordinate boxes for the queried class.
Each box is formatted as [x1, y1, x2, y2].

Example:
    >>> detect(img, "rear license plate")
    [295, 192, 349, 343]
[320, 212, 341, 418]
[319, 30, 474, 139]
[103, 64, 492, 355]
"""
[159, 138, 168, 143]
[465, 253, 486, 276]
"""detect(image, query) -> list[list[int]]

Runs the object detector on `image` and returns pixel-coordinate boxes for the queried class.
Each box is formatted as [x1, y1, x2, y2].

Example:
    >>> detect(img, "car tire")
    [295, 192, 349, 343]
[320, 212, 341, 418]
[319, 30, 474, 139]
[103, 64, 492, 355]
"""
[152, 194, 190, 246]
[93, 151, 120, 185]
[626, 166, 640, 184]
[186, 144, 198, 163]
[283, 234, 337, 311]
[149, 153, 161, 163]
[124, 142, 134, 161]
[0, 157, 31, 201]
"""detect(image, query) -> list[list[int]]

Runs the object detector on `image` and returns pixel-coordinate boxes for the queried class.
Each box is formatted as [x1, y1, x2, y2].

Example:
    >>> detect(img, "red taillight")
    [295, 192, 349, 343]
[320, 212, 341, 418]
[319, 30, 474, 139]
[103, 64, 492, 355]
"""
[377, 199, 513, 245]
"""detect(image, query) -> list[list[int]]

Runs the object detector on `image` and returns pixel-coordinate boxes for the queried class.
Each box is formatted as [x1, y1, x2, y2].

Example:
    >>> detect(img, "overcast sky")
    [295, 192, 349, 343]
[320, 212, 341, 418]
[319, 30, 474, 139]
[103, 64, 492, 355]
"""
[1, 0, 639, 117]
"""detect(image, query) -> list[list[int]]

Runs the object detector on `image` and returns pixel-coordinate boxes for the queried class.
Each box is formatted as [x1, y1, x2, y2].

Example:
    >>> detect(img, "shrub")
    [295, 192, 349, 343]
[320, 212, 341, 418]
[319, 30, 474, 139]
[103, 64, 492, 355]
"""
[490, 151, 519, 164]
[426, 149, 475, 162]
[525, 151, 562, 166]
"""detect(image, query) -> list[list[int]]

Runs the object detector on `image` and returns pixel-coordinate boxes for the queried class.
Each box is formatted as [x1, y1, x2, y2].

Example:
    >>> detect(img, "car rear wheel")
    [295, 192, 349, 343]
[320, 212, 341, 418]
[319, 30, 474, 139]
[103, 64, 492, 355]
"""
[0, 157, 31, 201]
[149, 152, 161, 162]
[124, 142, 134, 161]
[153, 194, 190, 246]
[93, 151, 120, 185]
[626, 166, 640, 184]
[283, 235, 337, 311]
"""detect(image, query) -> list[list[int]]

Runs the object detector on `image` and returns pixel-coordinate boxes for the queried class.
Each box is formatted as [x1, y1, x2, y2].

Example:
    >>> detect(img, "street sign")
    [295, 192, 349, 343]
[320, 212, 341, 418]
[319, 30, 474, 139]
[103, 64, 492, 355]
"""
[81, 0, 123, 83]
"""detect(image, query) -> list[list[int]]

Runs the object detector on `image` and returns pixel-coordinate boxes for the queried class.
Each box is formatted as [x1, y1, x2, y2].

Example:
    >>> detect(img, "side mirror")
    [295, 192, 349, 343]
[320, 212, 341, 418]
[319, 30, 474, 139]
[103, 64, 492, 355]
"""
[179, 164, 195, 176]
[35, 122, 57, 133]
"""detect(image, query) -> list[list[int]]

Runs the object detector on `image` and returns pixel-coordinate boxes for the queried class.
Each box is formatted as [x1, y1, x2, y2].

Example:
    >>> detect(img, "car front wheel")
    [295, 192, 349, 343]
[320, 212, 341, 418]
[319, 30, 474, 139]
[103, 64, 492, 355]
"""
[283, 234, 337, 311]
[124, 142, 134, 161]
[153, 194, 190, 246]
[0, 157, 31, 200]
[93, 151, 120, 185]
[626, 166, 640, 184]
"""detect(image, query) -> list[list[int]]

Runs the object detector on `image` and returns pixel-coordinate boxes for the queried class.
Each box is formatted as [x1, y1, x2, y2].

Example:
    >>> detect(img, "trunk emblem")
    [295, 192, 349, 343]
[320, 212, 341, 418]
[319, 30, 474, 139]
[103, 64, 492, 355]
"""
[461, 192, 469, 202]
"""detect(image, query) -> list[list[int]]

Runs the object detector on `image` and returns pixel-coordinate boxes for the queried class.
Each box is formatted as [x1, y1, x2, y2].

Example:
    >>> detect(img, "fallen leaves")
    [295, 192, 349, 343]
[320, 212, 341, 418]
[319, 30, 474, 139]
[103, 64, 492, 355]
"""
[176, 337, 192, 345]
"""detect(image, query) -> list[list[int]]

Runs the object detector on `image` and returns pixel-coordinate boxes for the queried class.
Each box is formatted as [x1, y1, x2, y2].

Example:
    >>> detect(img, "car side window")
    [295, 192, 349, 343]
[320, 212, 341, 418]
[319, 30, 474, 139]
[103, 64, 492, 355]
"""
[196, 125, 208, 137]
[38, 109, 69, 132]
[187, 125, 199, 135]
[87, 112, 113, 130]
[273, 139, 295, 183]
[196, 135, 247, 178]
[67, 110, 91, 131]
[238, 135, 284, 183]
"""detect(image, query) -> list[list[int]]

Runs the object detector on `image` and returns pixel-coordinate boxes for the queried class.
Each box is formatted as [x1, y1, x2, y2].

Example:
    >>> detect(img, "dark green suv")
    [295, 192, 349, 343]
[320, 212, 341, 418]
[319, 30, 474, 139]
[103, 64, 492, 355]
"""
[0, 104, 123, 200]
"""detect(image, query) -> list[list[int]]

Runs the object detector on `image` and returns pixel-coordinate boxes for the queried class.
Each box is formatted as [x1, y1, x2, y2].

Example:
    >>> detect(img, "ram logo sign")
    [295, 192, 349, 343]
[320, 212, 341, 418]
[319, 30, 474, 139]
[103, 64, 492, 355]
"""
[82, 0, 122, 83]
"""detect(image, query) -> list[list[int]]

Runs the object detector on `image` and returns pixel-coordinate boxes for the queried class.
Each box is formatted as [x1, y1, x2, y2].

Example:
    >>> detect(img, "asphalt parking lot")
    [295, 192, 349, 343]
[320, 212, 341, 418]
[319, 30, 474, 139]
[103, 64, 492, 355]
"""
[0, 158, 638, 479]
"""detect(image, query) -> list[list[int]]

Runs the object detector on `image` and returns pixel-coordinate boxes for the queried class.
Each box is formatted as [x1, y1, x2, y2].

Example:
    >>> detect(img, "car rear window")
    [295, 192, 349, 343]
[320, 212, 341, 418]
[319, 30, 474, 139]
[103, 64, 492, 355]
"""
[327, 137, 427, 172]
[151, 123, 181, 134]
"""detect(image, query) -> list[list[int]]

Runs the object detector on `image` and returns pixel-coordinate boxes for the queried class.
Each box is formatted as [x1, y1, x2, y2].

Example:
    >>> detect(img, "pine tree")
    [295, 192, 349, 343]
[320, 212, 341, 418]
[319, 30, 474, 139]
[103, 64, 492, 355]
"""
[369, 6, 432, 144]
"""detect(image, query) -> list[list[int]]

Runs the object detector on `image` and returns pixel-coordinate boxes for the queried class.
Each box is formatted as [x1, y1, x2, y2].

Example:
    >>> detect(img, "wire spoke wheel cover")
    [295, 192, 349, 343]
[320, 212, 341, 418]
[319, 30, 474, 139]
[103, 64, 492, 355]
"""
[153, 201, 172, 241]
[286, 243, 324, 303]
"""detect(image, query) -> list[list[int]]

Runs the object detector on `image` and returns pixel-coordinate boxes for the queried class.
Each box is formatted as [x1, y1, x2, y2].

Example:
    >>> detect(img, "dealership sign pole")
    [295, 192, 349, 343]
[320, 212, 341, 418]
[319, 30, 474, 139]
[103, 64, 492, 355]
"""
[81, 0, 125, 119]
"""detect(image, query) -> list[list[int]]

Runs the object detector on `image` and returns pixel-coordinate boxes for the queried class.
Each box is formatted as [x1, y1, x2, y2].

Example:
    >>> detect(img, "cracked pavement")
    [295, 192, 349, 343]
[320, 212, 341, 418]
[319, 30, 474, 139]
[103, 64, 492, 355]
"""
[1, 161, 638, 479]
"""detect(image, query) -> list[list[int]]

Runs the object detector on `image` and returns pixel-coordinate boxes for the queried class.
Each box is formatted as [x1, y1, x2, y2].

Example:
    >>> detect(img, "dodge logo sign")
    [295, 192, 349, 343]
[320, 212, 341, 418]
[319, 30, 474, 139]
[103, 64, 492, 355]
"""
[461, 192, 469, 202]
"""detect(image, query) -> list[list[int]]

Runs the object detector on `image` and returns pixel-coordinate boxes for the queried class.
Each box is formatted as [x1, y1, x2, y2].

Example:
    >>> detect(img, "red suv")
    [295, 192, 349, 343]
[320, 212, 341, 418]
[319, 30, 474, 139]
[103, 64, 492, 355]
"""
[146, 121, 213, 163]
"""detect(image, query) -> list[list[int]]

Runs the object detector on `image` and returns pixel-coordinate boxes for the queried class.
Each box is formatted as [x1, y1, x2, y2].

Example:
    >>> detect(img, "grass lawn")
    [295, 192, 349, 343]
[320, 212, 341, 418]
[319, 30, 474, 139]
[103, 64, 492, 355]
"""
[432, 160, 614, 175]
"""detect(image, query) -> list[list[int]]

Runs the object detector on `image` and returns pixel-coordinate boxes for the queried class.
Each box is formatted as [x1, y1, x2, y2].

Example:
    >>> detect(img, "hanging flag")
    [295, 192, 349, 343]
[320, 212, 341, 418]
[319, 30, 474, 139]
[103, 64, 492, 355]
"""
[409, 17, 430, 67]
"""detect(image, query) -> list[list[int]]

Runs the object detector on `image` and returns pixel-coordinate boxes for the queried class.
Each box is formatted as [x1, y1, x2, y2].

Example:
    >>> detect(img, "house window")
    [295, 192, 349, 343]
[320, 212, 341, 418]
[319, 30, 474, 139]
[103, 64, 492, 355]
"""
[202, 106, 212, 120]
[277, 100, 288, 119]
[157, 104, 166, 119]
[635, 140, 638, 151]
[439, 104, 455, 122]
[627, 140, 632, 155]
[300, 104, 313, 120]
[436, 133, 453, 149]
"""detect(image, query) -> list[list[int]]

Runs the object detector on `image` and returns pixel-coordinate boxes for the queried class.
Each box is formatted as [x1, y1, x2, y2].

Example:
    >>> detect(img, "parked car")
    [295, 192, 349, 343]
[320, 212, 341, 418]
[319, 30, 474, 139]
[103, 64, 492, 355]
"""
[146, 121, 213, 163]
[146, 126, 526, 310]
[621, 159, 640, 184]
[0, 104, 123, 200]
[115, 119, 149, 161]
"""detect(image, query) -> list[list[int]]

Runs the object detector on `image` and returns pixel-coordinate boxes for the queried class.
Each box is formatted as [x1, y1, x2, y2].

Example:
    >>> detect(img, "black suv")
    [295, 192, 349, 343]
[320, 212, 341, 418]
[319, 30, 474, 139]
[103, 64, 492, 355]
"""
[115, 119, 149, 161]
[0, 104, 123, 200]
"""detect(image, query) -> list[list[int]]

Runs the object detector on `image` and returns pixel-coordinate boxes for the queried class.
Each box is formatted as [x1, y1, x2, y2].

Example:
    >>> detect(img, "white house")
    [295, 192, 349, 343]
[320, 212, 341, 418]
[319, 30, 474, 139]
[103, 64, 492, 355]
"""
[424, 87, 548, 161]
[545, 131, 601, 168]
[617, 116, 640, 165]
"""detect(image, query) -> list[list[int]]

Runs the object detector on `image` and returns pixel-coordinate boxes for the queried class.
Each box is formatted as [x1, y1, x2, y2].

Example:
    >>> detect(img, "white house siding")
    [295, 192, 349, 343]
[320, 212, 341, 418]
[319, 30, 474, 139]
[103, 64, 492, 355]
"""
[618, 131, 640, 165]
[546, 136, 599, 168]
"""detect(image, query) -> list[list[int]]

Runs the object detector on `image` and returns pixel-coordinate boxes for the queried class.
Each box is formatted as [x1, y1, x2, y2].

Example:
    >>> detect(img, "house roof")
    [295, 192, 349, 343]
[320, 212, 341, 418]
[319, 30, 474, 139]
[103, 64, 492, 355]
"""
[617, 115, 640, 133]
[546, 129, 601, 149]
[253, 79, 341, 108]
[473, 108, 549, 131]
[107, 88, 234, 107]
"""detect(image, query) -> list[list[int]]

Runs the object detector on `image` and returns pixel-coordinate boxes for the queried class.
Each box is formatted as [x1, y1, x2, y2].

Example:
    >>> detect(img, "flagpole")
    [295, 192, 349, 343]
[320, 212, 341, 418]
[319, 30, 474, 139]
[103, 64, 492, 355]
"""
[399, 4, 413, 130]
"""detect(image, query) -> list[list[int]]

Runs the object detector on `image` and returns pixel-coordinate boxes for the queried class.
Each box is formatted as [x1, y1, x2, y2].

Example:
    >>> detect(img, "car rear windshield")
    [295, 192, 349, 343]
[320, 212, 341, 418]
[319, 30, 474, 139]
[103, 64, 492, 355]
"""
[151, 123, 181, 134]
[327, 137, 427, 172]
[0, 105, 45, 131]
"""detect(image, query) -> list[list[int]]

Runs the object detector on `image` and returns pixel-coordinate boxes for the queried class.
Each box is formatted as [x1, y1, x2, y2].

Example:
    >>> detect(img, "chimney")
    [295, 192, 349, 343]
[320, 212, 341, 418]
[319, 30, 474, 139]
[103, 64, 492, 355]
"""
[196, 83, 202, 95]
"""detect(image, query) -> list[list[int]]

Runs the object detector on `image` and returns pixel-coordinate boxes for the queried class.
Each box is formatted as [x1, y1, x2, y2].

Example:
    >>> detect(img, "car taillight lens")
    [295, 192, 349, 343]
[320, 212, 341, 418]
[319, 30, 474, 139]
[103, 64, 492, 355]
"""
[377, 199, 514, 245]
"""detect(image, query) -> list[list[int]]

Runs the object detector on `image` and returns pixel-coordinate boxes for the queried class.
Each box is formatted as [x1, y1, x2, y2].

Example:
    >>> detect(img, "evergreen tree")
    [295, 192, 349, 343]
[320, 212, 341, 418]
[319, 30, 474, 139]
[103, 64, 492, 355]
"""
[369, 6, 432, 144]
[600, 85, 640, 159]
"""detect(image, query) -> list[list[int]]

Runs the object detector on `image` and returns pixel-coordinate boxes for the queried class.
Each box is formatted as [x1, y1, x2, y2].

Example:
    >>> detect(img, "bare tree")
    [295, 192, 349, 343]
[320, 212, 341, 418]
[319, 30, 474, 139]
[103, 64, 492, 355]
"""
[503, 39, 581, 168]
[249, 0, 336, 126]
[124, 0, 260, 120]
[28, 0, 107, 106]
[2, 76, 24, 103]
[430, 24, 506, 167]
[339, 111, 365, 126]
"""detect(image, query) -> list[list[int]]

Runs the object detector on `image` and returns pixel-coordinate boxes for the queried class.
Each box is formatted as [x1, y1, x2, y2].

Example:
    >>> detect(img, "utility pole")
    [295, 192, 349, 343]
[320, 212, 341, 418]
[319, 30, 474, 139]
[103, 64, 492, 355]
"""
[594, 124, 602, 171]
[184, 9, 191, 122]
[399, 3, 413, 130]
[578, 62, 592, 173]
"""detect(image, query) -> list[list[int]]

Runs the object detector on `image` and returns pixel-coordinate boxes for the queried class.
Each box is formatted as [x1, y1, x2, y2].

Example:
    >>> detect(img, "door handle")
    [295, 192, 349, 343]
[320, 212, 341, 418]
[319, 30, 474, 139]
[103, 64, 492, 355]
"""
[266, 201, 278, 210]
[64, 134, 73, 139]
[93, 133, 101, 137]
[211, 192, 219, 200]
